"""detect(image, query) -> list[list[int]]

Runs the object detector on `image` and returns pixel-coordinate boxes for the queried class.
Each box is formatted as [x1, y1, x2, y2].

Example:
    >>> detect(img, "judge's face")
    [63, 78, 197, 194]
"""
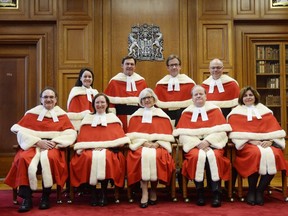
[122, 58, 136, 76]
[192, 86, 206, 107]
[94, 95, 108, 114]
[209, 60, 223, 80]
[167, 58, 181, 77]
[141, 93, 155, 108]
[40, 89, 57, 110]
[80, 70, 93, 88]
[242, 90, 255, 106]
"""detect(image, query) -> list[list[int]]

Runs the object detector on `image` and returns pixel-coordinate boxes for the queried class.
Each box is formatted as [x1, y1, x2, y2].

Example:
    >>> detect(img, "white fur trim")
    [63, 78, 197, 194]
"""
[156, 99, 192, 109]
[28, 147, 40, 190]
[207, 98, 238, 108]
[202, 74, 239, 85]
[204, 132, 228, 149]
[74, 136, 130, 151]
[41, 150, 53, 188]
[195, 149, 206, 182]
[67, 110, 90, 131]
[257, 146, 277, 175]
[179, 135, 201, 153]
[67, 86, 98, 109]
[141, 147, 157, 181]
[206, 149, 220, 181]
[89, 149, 106, 185]
[81, 113, 122, 126]
[156, 74, 196, 85]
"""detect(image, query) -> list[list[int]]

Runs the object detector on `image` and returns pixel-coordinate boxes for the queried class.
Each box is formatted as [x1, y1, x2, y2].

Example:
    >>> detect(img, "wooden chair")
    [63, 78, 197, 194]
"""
[177, 143, 234, 202]
[12, 145, 64, 205]
[229, 143, 288, 202]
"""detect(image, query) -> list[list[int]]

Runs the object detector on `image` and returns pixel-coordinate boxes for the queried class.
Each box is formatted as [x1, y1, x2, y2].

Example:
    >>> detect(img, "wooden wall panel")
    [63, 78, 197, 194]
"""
[58, 21, 93, 68]
[58, 69, 80, 109]
[197, 20, 233, 72]
[102, 0, 189, 90]
[232, 0, 260, 19]
[30, 0, 57, 19]
[58, 0, 93, 19]
[198, 0, 231, 19]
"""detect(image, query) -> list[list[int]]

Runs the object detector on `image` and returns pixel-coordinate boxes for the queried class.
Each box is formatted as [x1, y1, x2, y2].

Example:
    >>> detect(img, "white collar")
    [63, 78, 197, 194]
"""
[191, 106, 208, 122]
[209, 78, 224, 93]
[92, 113, 107, 127]
[247, 105, 262, 121]
[126, 76, 137, 92]
[142, 107, 153, 123]
[167, 76, 180, 91]
[37, 108, 59, 122]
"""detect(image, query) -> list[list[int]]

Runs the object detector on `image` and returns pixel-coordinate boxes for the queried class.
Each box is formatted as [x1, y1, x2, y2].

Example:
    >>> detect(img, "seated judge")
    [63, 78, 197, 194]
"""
[173, 85, 232, 207]
[4, 87, 77, 212]
[126, 88, 175, 208]
[70, 93, 130, 207]
[227, 86, 288, 206]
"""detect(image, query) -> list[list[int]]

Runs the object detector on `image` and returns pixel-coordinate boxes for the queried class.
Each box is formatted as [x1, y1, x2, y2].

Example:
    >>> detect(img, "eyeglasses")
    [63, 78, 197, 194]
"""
[210, 66, 223, 70]
[141, 96, 153, 101]
[168, 64, 180, 68]
[42, 96, 56, 99]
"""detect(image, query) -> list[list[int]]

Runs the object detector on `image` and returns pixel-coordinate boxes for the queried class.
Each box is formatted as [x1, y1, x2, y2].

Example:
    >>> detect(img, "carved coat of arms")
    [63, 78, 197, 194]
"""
[128, 24, 164, 61]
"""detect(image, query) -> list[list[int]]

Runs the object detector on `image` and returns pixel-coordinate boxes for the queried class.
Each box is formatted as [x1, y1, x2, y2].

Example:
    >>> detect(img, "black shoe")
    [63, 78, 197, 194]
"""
[18, 198, 32, 213]
[39, 197, 50, 210]
[90, 198, 98, 206]
[211, 191, 221, 208]
[148, 199, 157, 205]
[196, 189, 206, 206]
[98, 193, 107, 207]
[255, 191, 264, 206]
[246, 190, 256, 206]
[140, 201, 148, 208]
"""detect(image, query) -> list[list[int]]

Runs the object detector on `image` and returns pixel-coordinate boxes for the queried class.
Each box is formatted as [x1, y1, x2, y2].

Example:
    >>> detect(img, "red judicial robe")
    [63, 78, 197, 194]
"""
[227, 103, 288, 177]
[5, 105, 77, 190]
[154, 74, 195, 109]
[70, 113, 130, 187]
[67, 86, 98, 131]
[104, 72, 148, 132]
[202, 74, 240, 108]
[173, 102, 232, 181]
[126, 107, 175, 186]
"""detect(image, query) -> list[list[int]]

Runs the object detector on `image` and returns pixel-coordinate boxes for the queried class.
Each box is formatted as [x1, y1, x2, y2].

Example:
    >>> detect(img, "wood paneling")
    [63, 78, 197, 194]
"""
[58, 21, 93, 69]
[102, 0, 189, 90]
[198, 0, 232, 20]
[58, 0, 93, 19]
[197, 20, 233, 71]
[58, 69, 80, 110]
[232, 0, 260, 19]
[30, 0, 57, 20]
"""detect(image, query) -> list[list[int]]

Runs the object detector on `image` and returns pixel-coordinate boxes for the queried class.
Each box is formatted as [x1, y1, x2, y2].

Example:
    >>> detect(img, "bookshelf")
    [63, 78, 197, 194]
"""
[254, 43, 288, 130]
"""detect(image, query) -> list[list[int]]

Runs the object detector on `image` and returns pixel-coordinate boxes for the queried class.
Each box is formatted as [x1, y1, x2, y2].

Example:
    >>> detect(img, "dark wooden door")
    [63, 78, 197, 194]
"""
[0, 44, 37, 177]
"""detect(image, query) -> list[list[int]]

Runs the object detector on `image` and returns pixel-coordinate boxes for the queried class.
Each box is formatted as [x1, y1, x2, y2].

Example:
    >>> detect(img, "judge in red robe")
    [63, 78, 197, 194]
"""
[202, 58, 240, 117]
[173, 85, 232, 207]
[5, 87, 77, 212]
[154, 54, 195, 127]
[126, 88, 175, 208]
[67, 68, 98, 131]
[104, 56, 148, 132]
[70, 93, 130, 206]
[227, 86, 288, 206]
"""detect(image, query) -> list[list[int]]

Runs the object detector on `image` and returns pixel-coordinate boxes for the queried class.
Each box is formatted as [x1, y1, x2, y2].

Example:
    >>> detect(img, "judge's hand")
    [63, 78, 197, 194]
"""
[36, 140, 56, 150]
[143, 141, 159, 149]
[197, 140, 210, 152]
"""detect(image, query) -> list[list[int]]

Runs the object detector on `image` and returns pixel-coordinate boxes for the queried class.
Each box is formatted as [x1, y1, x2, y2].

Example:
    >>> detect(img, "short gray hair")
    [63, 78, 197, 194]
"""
[138, 88, 158, 107]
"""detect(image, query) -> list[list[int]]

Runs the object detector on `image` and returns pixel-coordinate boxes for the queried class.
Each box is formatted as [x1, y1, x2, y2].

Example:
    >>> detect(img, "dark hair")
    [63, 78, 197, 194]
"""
[92, 93, 110, 114]
[75, 68, 94, 87]
[121, 56, 137, 65]
[238, 86, 260, 105]
[166, 54, 181, 66]
[39, 86, 58, 98]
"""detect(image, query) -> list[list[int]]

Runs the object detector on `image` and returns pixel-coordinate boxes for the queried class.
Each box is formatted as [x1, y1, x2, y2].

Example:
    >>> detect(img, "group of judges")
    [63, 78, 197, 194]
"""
[4, 55, 288, 213]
